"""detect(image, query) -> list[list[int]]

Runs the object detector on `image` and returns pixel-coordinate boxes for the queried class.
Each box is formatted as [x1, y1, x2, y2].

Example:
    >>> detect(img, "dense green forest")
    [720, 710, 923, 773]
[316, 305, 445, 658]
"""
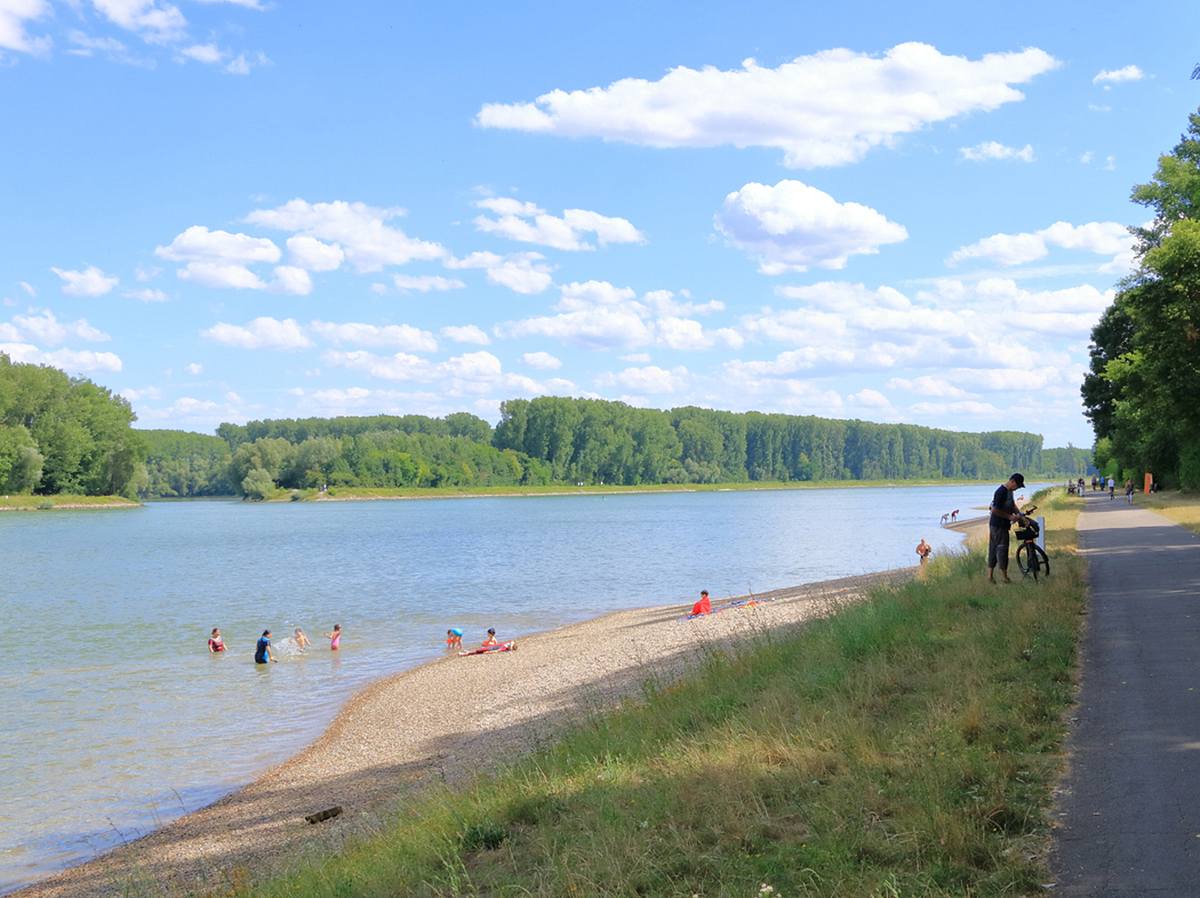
[0, 353, 145, 496]
[197, 398, 1090, 498]
[1082, 107, 1200, 489]
[2, 351, 1090, 500]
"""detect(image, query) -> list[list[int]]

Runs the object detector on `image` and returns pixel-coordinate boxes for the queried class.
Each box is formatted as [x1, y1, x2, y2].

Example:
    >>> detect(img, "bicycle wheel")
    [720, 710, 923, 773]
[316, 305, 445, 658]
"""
[1016, 543, 1050, 580]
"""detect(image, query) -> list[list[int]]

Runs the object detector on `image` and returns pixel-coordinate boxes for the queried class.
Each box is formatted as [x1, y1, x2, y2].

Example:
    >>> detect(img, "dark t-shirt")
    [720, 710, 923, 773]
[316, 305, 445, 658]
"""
[255, 637, 270, 664]
[990, 484, 1016, 529]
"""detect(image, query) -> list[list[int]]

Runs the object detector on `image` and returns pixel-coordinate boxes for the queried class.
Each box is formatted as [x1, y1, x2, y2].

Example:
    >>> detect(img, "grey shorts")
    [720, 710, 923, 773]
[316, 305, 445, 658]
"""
[987, 524, 1011, 569]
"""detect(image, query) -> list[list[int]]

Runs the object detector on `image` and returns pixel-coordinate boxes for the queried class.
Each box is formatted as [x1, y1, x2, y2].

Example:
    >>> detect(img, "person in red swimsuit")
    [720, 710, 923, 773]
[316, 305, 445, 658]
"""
[208, 627, 226, 653]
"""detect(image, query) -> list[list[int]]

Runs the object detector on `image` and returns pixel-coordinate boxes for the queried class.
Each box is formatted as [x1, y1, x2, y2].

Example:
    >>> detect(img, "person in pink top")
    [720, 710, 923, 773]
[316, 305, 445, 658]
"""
[326, 623, 342, 650]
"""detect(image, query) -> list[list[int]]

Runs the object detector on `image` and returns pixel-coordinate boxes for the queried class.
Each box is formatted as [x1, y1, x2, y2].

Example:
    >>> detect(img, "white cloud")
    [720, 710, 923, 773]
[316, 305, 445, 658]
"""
[597, 364, 688, 395]
[18, 281, 35, 297]
[0, 0, 51, 54]
[123, 287, 169, 302]
[715, 180, 907, 274]
[185, 362, 203, 375]
[92, 0, 188, 43]
[1104, 155, 1117, 171]
[392, 274, 466, 293]
[202, 316, 311, 349]
[848, 388, 892, 410]
[477, 43, 1059, 168]
[178, 261, 267, 290]
[51, 265, 119, 297]
[271, 265, 312, 295]
[886, 375, 970, 399]
[446, 251, 553, 294]
[179, 42, 221, 64]
[474, 196, 645, 251]
[309, 320, 438, 352]
[947, 220, 1132, 268]
[0, 342, 123, 373]
[440, 324, 490, 345]
[156, 225, 280, 264]
[959, 141, 1035, 162]
[1079, 151, 1094, 165]
[120, 385, 162, 402]
[246, 199, 445, 272]
[286, 236, 344, 272]
[1093, 65, 1144, 85]
[521, 351, 561, 370]
[7, 309, 109, 344]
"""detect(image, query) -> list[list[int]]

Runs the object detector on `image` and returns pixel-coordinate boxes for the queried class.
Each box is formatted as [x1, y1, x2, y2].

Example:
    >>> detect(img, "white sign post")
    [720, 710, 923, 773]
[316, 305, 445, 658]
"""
[1037, 515, 1046, 551]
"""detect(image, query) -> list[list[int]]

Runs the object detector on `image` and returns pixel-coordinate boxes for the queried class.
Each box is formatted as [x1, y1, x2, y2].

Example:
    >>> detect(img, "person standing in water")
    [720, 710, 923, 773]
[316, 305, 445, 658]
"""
[293, 627, 311, 650]
[326, 624, 342, 651]
[208, 627, 226, 653]
[254, 630, 276, 664]
[916, 538, 932, 566]
[446, 628, 463, 649]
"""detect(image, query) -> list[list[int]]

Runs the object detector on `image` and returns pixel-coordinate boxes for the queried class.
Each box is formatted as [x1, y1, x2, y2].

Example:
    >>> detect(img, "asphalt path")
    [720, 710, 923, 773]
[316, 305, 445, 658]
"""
[1050, 492, 1200, 896]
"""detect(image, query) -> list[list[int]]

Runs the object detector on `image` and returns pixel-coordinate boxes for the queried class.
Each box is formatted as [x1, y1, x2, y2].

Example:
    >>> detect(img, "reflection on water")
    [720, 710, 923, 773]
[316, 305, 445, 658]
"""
[0, 484, 1012, 891]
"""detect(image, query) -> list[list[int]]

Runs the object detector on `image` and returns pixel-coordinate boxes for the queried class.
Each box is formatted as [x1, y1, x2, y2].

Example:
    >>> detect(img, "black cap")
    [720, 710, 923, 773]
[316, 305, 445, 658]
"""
[1010, 473, 1025, 488]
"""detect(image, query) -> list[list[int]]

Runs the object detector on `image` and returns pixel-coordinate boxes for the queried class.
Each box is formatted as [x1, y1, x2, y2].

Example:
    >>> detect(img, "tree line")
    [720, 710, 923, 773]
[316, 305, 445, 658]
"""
[0, 353, 145, 496]
[1082, 108, 1200, 489]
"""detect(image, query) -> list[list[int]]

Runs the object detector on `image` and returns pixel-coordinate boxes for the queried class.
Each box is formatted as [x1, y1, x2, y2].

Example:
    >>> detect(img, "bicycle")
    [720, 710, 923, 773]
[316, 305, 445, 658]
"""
[1014, 504, 1050, 580]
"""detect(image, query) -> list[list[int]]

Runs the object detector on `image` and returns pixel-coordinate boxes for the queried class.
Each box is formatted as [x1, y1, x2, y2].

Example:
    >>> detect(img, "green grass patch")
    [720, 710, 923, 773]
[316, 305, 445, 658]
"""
[230, 490, 1083, 898]
[1135, 490, 1200, 536]
[0, 494, 140, 510]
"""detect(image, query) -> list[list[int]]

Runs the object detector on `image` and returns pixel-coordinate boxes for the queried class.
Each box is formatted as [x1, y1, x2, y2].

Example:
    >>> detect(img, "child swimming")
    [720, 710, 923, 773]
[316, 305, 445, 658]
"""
[446, 627, 463, 649]
[208, 627, 226, 653]
[326, 624, 342, 651]
[293, 627, 311, 650]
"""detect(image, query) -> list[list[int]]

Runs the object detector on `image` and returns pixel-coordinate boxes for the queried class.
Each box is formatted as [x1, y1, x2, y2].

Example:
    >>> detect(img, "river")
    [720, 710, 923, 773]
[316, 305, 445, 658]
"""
[0, 483, 1025, 892]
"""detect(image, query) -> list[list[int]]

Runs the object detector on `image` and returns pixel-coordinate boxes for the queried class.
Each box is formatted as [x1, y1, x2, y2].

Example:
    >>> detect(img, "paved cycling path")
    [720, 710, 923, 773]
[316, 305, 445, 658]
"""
[1051, 493, 1200, 895]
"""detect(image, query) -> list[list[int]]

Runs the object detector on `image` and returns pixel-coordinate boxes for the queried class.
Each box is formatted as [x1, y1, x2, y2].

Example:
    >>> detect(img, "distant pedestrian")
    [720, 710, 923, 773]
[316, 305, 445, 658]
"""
[208, 627, 226, 654]
[1125, 480, 1135, 504]
[988, 473, 1031, 584]
[255, 629, 276, 664]
[1108, 476, 1116, 500]
[326, 623, 342, 651]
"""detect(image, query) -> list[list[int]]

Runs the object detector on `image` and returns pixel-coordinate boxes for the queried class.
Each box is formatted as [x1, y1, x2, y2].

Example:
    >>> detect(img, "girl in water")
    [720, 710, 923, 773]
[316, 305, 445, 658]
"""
[208, 627, 226, 653]
[326, 624, 342, 651]
[293, 627, 311, 650]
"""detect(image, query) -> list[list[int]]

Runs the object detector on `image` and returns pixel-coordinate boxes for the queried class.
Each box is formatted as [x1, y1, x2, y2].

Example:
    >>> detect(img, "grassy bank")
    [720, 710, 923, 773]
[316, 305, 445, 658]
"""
[279, 478, 1028, 503]
[227, 490, 1082, 898]
[1135, 490, 1200, 536]
[0, 494, 140, 511]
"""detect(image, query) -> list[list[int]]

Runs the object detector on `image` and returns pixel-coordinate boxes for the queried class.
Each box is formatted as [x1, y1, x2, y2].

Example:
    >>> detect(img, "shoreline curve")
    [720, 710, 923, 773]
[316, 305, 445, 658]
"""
[13, 568, 910, 898]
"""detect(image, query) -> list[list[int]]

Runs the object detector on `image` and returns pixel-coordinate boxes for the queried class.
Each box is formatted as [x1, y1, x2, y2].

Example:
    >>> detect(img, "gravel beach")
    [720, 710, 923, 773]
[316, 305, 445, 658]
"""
[15, 570, 906, 898]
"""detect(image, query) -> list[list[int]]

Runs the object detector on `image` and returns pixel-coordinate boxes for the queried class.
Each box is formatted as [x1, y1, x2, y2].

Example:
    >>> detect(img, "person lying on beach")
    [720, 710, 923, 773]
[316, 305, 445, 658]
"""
[293, 628, 311, 650]
[208, 627, 226, 653]
[481, 627, 499, 647]
[327, 624, 342, 651]
[690, 590, 712, 617]
[446, 628, 463, 649]
[255, 630, 277, 664]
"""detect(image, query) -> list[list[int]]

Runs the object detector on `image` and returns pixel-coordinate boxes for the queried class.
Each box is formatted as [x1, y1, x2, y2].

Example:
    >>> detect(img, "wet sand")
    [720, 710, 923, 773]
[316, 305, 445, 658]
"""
[15, 570, 907, 898]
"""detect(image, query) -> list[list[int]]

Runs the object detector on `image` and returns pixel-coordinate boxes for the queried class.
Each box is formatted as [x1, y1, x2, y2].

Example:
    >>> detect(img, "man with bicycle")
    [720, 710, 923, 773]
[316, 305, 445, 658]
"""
[988, 472, 1031, 583]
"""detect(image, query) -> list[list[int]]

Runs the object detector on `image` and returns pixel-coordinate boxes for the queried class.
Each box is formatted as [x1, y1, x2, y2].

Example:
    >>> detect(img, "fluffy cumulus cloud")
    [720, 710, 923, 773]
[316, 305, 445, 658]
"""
[1093, 65, 1144, 85]
[0, 0, 51, 54]
[246, 199, 445, 272]
[123, 287, 168, 302]
[947, 220, 1133, 269]
[202, 316, 311, 349]
[521, 350, 561, 370]
[51, 265, 119, 297]
[477, 43, 1058, 168]
[392, 274, 466, 293]
[309, 320, 438, 352]
[446, 251, 553, 294]
[92, 0, 188, 43]
[156, 225, 313, 293]
[0, 342, 122, 372]
[497, 280, 742, 351]
[473, 197, 645, 251]
[1, 309, 109, 344]
[715, 180, 908, 274]
[597, 364, 688, 395]
[959, 141, 1035, 162]
[440, 324, 490, 345]
[287, 235, 344, 272]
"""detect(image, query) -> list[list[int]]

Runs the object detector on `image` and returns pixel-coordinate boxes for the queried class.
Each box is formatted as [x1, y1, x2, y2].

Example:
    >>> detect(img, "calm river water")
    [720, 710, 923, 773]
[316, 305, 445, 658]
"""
[0, 483, 1025, 892]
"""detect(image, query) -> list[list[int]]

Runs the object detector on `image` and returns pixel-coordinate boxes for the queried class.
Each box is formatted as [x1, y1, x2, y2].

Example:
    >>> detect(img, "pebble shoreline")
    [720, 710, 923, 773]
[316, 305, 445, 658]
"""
[14, 570, 908, 898]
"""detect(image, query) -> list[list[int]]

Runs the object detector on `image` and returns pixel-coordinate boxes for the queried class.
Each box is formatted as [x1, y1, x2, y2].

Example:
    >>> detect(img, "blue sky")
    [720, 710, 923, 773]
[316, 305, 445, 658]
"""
[2, 0, 1197, 447]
